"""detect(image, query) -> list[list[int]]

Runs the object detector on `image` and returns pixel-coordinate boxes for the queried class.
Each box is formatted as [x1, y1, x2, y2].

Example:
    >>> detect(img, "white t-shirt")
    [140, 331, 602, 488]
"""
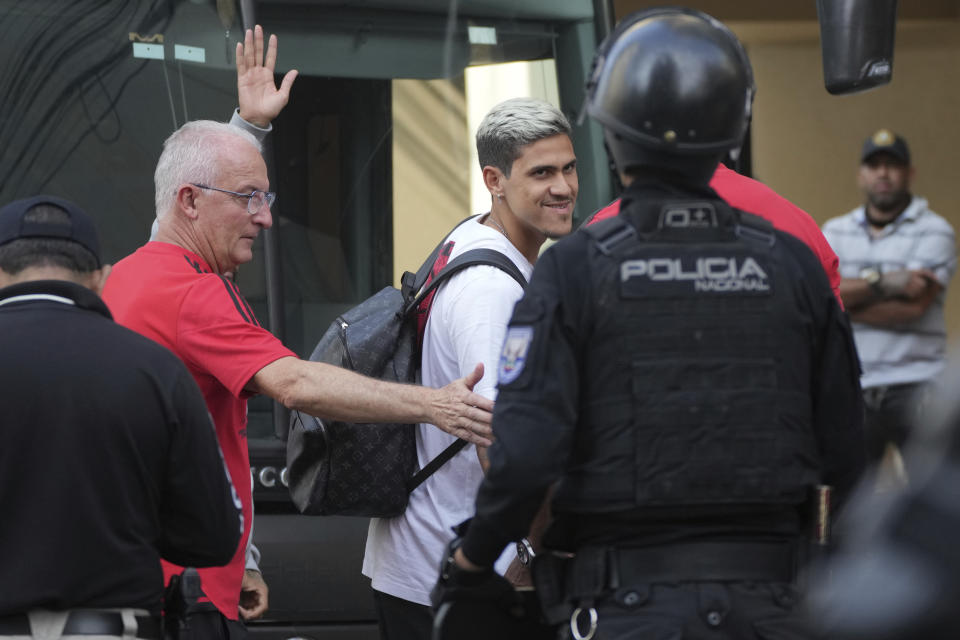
[361, 216, 533, 605]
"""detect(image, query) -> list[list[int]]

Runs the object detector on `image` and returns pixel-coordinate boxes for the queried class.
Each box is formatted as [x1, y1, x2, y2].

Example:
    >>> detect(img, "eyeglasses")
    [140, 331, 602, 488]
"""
[191, 183, 276, 215]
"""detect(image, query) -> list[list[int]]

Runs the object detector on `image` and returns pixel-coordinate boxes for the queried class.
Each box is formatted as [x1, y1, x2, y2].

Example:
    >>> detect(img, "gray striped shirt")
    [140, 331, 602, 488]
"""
[822, 196, 956, 388]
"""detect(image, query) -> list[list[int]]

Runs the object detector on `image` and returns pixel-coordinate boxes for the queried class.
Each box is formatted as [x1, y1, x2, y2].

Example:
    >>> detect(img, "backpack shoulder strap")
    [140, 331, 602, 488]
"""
[405, 248, 527, 492]
[436, 248, 527, 288]
[401, 215, 484, 299]
[408, 439, 470, 492]
[406, 248, 527, 314]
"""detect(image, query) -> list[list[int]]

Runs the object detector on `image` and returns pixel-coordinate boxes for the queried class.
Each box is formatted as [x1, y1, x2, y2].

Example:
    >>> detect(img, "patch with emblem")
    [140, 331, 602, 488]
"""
[873, 129, 894, 146]
[658, 202, 718, 229]
[619, 247, 773, 298]
[499, 326, 534, 385]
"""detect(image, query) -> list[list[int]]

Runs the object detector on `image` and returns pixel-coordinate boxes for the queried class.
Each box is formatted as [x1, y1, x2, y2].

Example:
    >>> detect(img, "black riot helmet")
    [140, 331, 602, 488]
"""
[586, 7, 755, 183]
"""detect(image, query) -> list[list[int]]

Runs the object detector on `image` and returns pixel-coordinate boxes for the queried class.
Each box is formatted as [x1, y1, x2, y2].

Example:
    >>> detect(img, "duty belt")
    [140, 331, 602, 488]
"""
[566, 540, 798, 599]
[614, 540, 798, 584]
[535, 540, 800, 640]
[0, 611, 161, 639]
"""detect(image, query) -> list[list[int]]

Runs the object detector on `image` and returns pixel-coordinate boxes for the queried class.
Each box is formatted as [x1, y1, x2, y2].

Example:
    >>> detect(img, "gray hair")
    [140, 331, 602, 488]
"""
[154, 120, 262, 219]
[476, 97, 572, 177]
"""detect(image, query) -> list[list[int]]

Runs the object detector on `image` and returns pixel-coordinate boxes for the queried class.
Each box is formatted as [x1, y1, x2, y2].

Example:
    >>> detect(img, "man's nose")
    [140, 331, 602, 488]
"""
[252, 205, 273, 229]
[876, 161, 895, 177]
[550, 174, 573, 197]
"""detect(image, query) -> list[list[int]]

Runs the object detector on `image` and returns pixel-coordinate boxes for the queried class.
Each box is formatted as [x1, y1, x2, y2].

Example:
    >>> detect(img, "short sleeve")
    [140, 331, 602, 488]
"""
[441, 266, 525, 400]
[177, 274, 295, 397]
[908, 221, 956, 286]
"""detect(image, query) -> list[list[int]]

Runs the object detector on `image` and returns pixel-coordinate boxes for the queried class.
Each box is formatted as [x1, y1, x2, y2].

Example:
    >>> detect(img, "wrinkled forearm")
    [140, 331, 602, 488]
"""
[250, 356, 433, 424]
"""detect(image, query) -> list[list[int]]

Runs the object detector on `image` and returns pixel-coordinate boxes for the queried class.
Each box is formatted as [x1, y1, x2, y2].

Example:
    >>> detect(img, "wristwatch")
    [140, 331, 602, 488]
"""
[860, 267, 884, 297]
[516, 538, 536, 566]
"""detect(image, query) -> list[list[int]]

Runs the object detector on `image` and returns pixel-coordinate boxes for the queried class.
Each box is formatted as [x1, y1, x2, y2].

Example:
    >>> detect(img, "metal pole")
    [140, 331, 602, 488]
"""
[240, 0, 289, 440]
[592, 0, 616, 44]
[239, 0, 256, 31]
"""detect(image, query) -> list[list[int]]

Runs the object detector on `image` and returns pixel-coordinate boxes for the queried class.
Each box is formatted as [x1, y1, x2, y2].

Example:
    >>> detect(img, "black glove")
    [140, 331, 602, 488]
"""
[431, 535, 515, 611]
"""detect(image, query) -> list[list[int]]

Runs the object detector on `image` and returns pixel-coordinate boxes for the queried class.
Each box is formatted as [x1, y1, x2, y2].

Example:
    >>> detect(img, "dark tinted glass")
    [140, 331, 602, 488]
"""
[0, 0, 395, 448]
[0, 1, 244, 261]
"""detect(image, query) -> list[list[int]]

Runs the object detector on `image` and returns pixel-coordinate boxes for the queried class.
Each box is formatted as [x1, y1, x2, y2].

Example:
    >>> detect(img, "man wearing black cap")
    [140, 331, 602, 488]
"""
[0, 196, 242, 639]
[823, 130, 956, 471]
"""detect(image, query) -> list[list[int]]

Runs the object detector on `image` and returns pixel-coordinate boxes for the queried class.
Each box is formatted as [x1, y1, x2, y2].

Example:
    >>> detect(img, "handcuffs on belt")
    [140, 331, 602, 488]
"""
[570, 606, 599, 640]
[515, 538, 598, 640]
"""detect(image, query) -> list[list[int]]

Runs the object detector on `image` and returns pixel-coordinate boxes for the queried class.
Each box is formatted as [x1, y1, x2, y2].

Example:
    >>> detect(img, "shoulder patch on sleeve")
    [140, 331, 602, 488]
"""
[498, 326, 534, 385]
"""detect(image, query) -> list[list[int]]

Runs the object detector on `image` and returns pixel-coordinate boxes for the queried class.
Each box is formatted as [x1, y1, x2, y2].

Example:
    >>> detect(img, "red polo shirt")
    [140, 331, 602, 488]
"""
[103, 242, 295, 620]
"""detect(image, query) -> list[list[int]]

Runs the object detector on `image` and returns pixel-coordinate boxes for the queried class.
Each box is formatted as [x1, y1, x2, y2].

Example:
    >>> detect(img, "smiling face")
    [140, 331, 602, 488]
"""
[492, 133, 578, 252]
[196, 138, 272, 273]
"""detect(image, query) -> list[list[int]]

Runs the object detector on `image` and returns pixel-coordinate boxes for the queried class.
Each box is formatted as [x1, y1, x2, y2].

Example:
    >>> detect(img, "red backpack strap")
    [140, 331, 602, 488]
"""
[415, 240, 456, 350]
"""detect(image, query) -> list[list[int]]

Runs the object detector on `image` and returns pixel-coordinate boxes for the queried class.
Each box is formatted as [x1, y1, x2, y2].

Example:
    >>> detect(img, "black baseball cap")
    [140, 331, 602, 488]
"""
[861, 129, 911, 165]
[0, 195, 102, 267]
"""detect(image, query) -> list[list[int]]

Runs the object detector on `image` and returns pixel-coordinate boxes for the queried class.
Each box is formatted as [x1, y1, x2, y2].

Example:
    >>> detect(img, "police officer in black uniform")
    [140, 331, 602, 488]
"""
[433, 8, 866, 639]
[0, 196, 241, 639]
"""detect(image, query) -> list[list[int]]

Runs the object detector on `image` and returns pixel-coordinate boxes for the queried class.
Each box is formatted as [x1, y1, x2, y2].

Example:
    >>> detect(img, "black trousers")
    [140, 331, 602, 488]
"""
[372, 590, 433, 640]
[862, 381, 931, 464]
[568, 582, 812, 640]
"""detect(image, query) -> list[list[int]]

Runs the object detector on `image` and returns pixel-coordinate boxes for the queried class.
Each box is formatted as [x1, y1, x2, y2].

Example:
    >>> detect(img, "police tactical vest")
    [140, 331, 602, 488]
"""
[559, 193, 821, 511]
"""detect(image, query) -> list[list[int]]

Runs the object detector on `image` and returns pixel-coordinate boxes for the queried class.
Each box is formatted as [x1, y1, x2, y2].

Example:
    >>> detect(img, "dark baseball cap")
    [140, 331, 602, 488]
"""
[0, 195, 102, 267]
[861, 128, 910, 165]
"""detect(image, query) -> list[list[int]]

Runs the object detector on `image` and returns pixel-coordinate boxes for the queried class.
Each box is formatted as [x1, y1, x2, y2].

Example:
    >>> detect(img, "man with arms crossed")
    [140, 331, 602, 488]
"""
[823, 130, 956, 468]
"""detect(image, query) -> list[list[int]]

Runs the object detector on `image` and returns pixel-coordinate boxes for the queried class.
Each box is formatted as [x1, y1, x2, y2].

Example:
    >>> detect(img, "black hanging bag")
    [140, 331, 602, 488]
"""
[286, 216, 526, 517]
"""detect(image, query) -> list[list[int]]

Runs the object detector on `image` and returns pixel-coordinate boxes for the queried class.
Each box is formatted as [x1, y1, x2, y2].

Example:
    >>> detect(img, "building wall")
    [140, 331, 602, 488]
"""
[391, 77, 471, 285]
